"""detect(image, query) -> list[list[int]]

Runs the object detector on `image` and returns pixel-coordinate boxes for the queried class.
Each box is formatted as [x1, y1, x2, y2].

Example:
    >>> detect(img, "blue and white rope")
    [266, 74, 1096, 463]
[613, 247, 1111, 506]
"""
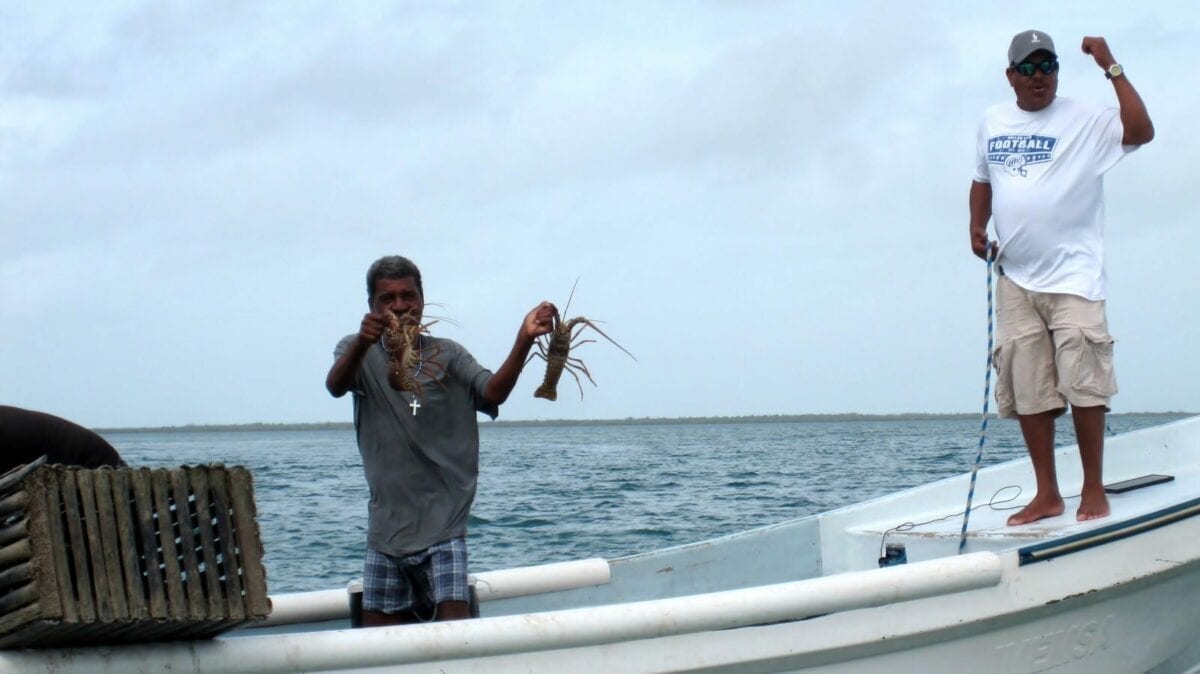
[959, 245, 996, 555]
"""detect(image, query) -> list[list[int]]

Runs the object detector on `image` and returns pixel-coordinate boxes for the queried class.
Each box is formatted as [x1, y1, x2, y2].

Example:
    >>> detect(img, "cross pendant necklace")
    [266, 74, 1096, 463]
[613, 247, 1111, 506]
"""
[409, 336, 423, 416]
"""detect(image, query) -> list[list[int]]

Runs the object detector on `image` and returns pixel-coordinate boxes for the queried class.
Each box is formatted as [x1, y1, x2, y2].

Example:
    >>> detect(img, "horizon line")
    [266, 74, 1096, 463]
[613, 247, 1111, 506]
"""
[94, 410, 1198, 434]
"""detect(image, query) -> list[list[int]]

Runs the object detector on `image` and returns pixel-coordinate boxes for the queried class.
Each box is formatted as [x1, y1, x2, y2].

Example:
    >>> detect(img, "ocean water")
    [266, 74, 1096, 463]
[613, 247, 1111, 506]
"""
[101, 414, 1184, 594]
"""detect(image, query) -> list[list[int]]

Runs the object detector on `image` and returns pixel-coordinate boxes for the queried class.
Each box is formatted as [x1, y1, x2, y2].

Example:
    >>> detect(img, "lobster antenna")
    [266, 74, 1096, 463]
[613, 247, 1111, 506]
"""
[563, 276, 580, 316]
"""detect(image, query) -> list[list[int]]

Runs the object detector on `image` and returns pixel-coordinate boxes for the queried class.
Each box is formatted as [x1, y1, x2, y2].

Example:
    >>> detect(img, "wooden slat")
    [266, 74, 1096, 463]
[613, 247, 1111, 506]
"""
[0, 540, 30, 568]
[58, 469, 95, 621]
[92, 470, 129, 621]
[32, 619, 134, 649]
[131, 469, 167, 619]
[74, 470, 114, 622]
[41, 471, 76, 622]
[109, 470, 148, 620]
[189, 468, 226, 619]
[0, 491, 28, 520]
[170, 469, 206, 621]
[0, 562, 33, 589]
[0, 603, 43, 645]
[208, 470, 244, 620]
[150, 470, 186, 619]
[21, 471, 61, 621]
[0, 519, 27, 548]
[0, 457, 45, 494]
[228, 468, 269, 617]
[0, 584, 37, 614]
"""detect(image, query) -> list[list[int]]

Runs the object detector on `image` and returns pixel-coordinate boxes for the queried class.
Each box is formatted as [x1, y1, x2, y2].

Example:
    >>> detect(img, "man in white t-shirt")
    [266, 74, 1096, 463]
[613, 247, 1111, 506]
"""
[968, 30, 1154, 525]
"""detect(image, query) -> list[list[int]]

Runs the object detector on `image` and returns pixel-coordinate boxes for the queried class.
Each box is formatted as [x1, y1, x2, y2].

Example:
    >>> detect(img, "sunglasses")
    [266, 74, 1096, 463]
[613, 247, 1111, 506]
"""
[1013, 60, 1059, 77]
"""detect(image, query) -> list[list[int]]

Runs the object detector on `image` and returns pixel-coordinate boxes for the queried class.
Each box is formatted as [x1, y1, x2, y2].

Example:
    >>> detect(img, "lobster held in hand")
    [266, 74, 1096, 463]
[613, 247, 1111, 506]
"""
[528, 303, 635, 401]
[382, 311, 444, 398]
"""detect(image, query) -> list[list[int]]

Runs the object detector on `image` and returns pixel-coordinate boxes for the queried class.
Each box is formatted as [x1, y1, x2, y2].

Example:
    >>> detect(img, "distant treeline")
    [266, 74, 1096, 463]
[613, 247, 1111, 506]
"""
[98, 421, 354, 433]
[96, 411, 1195, 434]
[480, 411, 1195, 428]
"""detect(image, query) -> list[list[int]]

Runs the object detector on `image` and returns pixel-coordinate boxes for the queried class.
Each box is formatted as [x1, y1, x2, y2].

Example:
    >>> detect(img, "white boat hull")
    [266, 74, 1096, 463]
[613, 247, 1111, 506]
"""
[6, 416, 1200, 673]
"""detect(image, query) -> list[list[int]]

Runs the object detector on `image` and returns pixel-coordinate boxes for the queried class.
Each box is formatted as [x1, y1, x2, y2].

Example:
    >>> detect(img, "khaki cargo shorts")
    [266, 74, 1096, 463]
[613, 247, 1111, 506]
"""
[993, 276, 1117, 419]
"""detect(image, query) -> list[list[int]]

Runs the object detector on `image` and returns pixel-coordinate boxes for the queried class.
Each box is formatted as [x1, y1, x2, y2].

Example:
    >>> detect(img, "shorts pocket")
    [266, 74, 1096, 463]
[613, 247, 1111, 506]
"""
[1072, 329, 1117, 398]
[992, 341, 1015, 414]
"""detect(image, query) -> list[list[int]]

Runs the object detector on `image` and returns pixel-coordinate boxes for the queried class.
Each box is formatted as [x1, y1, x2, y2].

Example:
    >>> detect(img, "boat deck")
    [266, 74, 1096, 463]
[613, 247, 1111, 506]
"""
[834, 426, 1200, 567]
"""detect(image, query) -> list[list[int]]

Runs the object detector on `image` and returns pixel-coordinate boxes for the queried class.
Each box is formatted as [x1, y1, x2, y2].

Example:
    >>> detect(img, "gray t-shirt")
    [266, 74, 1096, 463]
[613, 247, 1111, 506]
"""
[334, 334, 498, 557]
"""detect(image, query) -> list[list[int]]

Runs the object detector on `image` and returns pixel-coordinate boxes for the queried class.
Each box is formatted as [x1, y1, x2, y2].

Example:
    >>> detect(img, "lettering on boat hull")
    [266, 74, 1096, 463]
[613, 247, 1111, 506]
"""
[993, 614, 1114, 672]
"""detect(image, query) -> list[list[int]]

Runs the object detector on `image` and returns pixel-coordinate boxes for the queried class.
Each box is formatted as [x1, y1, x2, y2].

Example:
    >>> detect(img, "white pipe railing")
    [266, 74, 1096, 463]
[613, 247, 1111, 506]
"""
[471, 557, 611, 601]
[257, 557, 612, 627]
[9, 552, 1003, 673]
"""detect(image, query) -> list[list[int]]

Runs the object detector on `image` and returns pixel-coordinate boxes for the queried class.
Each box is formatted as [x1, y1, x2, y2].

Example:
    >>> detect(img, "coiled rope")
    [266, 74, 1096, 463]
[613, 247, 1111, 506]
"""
[958, 244, 996, 554]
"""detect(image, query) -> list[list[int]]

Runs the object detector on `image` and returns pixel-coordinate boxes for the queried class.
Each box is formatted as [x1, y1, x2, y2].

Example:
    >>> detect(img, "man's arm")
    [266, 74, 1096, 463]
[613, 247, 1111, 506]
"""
[482, 302, 557, 407]
[969, 180, 993, 259]
[326, 313, 387, 397]
[1082, 36, 1154, 146]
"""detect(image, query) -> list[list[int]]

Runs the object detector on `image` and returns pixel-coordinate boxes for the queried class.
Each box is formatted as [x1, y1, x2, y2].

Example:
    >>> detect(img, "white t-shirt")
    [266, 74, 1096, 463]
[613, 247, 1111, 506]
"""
[974, 96, 1133, 300]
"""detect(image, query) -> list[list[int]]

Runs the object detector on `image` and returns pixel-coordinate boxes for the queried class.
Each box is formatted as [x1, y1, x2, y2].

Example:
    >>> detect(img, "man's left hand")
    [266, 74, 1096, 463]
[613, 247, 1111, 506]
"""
[1081, 36, 1116, 69]
[522, 302, 558, 341]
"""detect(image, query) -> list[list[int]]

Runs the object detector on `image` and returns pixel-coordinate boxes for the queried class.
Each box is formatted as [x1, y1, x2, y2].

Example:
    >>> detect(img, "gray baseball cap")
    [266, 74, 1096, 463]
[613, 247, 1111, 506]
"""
[1008, 30, 1057, 65]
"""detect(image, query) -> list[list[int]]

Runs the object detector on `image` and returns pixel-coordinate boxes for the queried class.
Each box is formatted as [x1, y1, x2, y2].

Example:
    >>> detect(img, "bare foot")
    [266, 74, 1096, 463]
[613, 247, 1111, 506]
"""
[1007, 496, 1065, 526]
[1076, 488, 1110, 522]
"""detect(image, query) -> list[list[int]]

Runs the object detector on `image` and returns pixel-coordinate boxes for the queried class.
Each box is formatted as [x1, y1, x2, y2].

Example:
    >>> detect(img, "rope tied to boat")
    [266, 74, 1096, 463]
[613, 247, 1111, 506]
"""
[958, 243, 996, 554]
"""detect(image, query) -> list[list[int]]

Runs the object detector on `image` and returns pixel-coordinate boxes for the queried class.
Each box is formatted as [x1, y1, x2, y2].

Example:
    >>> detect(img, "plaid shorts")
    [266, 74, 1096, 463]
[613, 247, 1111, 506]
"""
[362, 537, 469, 616]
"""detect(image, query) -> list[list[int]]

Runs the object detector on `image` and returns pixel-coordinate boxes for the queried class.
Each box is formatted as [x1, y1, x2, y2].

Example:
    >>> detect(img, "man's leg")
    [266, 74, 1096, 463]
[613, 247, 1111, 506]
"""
[428, 537, 472, 622]
[1071, 405, 1110, 521]
[434, 601, 471, 620]
[1008, 410, 1066, 525]
[996, 278, 1067, 526]
[359, 548, 421, 627]
[1044, 290, 1114, 522]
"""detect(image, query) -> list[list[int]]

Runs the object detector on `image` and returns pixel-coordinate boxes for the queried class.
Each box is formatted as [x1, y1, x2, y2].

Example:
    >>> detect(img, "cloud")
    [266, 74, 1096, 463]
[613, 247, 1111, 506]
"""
[2, 1, 1198, 426]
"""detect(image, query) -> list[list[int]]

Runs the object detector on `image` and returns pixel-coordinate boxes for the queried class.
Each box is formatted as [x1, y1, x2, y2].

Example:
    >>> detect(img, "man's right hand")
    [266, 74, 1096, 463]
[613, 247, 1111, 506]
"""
[328, 314, 388, 398]
[968, 180, 994, 260]
[356, 312, 388, 347]
[970, 228, 995, 260]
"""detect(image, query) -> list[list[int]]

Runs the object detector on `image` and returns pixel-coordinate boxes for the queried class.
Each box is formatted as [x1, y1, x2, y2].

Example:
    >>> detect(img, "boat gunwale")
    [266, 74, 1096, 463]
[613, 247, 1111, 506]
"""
[1019, 494, 1200, 565]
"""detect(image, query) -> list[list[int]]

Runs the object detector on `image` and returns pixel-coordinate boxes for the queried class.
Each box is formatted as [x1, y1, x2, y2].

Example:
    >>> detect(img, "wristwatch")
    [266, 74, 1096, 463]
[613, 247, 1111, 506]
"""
[1106, 63, 1124, 79]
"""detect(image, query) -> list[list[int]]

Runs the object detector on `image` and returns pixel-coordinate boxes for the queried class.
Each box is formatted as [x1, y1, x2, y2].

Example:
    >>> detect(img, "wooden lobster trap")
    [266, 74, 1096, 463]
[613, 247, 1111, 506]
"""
[0, 461, 270, 648]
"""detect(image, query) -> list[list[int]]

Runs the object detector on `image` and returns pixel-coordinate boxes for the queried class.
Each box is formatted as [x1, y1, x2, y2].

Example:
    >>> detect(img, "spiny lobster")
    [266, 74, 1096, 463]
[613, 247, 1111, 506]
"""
[528, 280, 635, 401]
[382, 311, 444, 398]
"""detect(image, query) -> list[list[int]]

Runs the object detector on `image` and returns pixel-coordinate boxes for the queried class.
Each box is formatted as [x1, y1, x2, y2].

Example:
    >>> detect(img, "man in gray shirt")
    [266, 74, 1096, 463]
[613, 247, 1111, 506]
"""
[326, 255, 555, 625]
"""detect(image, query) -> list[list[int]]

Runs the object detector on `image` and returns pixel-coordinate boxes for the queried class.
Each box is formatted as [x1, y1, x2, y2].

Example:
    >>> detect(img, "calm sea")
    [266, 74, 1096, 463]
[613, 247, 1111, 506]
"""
[100, 414, 1184, 594]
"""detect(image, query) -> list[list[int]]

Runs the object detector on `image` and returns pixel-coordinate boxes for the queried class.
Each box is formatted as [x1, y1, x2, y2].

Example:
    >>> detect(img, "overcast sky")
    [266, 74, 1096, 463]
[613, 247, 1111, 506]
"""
[2, 1, 1197, 428]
